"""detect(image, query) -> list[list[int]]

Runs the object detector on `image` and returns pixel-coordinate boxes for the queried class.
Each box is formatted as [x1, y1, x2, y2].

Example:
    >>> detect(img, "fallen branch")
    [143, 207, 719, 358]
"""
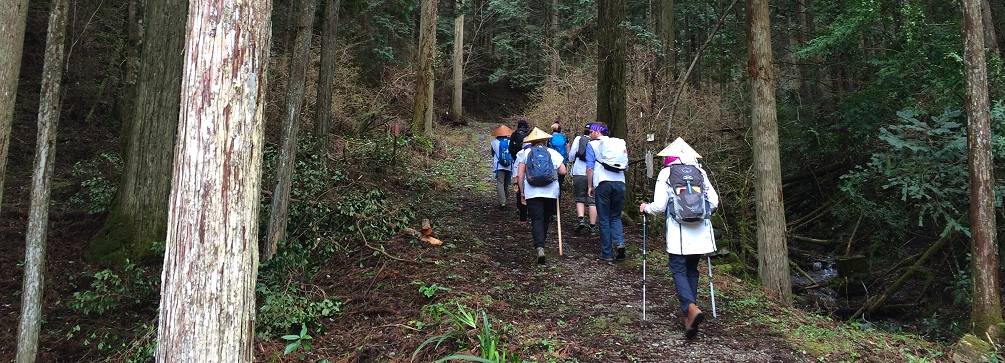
[850, 225, 959, 320]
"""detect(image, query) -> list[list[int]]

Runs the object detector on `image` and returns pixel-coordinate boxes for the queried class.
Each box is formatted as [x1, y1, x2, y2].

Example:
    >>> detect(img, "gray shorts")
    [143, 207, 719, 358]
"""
[573, 175, 595, 206]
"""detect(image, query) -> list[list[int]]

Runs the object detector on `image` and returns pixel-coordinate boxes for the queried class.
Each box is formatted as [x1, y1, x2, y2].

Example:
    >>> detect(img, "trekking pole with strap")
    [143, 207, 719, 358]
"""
[642, 213, 647, 321]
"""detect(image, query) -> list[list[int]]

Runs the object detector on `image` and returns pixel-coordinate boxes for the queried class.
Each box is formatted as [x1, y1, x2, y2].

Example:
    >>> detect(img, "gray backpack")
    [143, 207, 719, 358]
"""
[666, 164, 709, 223]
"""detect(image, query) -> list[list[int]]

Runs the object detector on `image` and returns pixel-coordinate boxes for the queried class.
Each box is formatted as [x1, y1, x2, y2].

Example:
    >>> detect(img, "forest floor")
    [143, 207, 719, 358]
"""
[0, 119, 954, 362]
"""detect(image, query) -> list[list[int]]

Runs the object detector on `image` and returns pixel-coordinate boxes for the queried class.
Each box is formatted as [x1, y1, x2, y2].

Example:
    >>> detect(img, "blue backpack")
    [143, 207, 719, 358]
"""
[549, 133, 567, 162]
[525, 146, 557, 186]
[497, 138, 514, 167]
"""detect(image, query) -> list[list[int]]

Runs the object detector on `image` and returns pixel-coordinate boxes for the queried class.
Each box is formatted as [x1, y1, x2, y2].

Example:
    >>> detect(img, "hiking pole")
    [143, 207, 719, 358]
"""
[556, 198, 563, 256]
[642, 213, 647, 321]
[707, 223, 717, 318]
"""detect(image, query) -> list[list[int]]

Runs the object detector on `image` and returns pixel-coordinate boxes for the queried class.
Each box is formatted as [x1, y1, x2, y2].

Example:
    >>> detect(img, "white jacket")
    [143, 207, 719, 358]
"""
[643, 157, 719, 255]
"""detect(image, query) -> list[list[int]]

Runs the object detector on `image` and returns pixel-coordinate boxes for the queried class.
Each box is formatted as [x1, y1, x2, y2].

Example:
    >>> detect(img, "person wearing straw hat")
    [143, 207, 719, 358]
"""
[584, 123, 628, 262]
[490, 125, 515, 209]
[567, 123, 598, 234]
[638, 137, 719, 340]
[515, 127, 567, 264]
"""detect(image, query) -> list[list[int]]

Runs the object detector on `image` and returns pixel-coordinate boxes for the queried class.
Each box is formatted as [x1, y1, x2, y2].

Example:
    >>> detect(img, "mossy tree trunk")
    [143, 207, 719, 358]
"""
[264, 0, 316, 261]
[0, 0, 30, 218]
[960, 0, 1003, 341]
[746, 0, 792, 306]
[86, 0, 188, 266]
[657, 0, 675, 82]
[413, 0, 437, 135]
[451, 0, 464, 119]
[16, 0, 67, 359]
[597, 0, 626, 139]
[155, 0, 270, 358]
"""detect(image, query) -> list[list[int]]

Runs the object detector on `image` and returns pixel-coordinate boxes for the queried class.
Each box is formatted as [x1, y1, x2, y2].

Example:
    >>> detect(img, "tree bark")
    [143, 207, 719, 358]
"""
[154, 0, 271, 359]
[452, 0, 465, 119]
[16, 0, 68, 360]
[959, 0, 1003, 341]
[597, 0, 627, 138]
[315, 0, 341, 150]
[746, 0, 792, 306]
[87, 0, 188, 266]
[264, 0, 316, 261]
[413, 0, 437, 135]
[548, 0, 559, 85]
[657, 0, 675, 81]
[981, 0, 998, 55]
[0, 0, 30, 218]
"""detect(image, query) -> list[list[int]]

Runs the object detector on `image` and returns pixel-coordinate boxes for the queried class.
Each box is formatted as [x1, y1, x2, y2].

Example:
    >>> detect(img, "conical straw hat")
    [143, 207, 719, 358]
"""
[656, 137, 702, 159]
[522, 127, 553, 143]
[491, 125, 514, 137]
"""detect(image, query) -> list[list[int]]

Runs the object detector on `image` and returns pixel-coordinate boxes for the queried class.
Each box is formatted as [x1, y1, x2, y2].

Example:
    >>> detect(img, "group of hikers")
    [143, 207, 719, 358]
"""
[489, 119, 720, 340]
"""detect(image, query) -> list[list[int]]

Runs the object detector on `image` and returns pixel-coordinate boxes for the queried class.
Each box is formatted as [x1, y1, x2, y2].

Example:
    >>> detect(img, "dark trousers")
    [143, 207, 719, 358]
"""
[515, 191, 529, 222]
[668, 254, 701, 314]
[526, 197, 557, 249]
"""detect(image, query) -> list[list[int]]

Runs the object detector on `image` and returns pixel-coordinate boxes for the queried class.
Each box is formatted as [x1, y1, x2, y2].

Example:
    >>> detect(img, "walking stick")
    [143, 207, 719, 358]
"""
[556, 198, 563, 256]
[642, 214, 647, 321]
[707, 223, 717, 318]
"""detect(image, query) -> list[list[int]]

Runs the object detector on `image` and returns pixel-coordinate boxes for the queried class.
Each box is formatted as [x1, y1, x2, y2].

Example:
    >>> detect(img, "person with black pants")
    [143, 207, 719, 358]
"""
[515, 127, 567, 264]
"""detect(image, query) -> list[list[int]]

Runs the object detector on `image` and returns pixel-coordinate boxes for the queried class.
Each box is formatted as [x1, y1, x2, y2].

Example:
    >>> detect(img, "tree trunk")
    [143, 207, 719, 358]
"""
[959, 0, 1003, 341]
[15, 0, 68, 360]
[413, 0, 437, 135]
[981, 0, 998, 55]
[0, 0, 30, 218]
[155, 0, 271, 359]
[597, 0, 627, 138]
[452, 0, 464, 119]
[264, 0, 316, 261]
[745, 0, 792, 306]
[315, 0, 341, 150]
[548, 0, 559, 85]
[658, 0, 675, 81]
[86, 0, 188, 266]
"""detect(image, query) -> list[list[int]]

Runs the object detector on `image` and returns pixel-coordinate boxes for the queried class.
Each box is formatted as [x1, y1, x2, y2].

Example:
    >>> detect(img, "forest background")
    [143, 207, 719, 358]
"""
[2, 0, 1005, 361]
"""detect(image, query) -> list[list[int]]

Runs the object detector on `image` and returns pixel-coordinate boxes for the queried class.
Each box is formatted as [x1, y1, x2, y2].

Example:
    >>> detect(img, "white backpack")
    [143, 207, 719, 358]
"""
[596, 137, 628, 172]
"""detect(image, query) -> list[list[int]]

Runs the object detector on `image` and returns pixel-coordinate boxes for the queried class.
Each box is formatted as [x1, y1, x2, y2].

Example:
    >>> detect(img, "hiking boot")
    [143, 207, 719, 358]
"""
[551, 215, 557, 222]
[519, 221, 528, 227]
[589, 225, 598, 235]
[536, 247, 546, 264]
[575, 218, 586, 233]
[684, 303, 704, 340]
[499, 203, 506, 210]
[615, 246, 626, 261]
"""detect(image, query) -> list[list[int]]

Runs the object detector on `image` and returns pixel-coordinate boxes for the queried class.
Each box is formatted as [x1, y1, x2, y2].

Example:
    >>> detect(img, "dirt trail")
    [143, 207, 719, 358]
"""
[431, 122, 802, 362]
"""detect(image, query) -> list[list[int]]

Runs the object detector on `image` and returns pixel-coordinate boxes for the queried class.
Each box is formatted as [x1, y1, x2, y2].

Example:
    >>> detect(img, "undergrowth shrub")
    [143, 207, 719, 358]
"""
[256, 134, 419, 338]
[67, 260, 158, 315]
[836, 103, 1005, 253]
[68, 152, 123, 214]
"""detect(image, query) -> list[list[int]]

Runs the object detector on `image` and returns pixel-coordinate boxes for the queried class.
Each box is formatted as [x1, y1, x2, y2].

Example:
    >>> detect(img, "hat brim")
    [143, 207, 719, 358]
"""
[522, 127, 553, 143]
[492, 125, 514, 137]
[656, 137, 702, 158]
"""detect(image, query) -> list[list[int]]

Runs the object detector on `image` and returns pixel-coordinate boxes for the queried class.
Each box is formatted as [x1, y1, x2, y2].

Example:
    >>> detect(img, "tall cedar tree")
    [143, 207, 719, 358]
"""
[959, 0, 1003, 340]
[155, 0, 271, 359]
[16, 0, 68, 360]
[264, 0, 316, 261]
[0, 0, 30, 217]
[452, 0, 465, 119]
[413, 0, 438, 135]
[315, 0, 341, 150]
[745, 0, 792, 305]
[597, 0, 627, 138]
[86, 0, 188, 265]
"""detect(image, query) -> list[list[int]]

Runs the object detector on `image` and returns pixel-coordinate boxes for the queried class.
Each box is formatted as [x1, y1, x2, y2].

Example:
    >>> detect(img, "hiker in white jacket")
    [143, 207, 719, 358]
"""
[639, 138, 718, 340]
